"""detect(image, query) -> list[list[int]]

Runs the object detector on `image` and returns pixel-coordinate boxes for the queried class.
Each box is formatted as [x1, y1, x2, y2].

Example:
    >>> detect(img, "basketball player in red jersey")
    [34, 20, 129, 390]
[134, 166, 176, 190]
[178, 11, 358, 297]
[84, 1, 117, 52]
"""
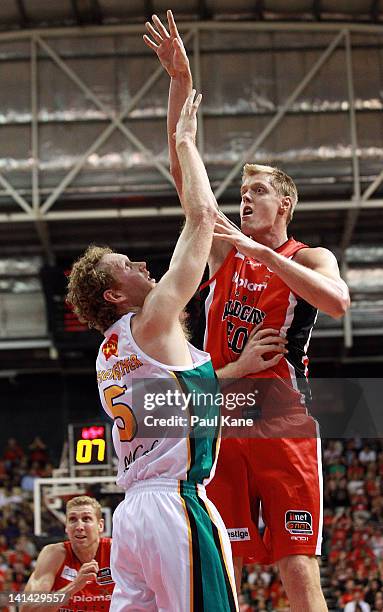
[22, 496, 114, 611]
[144, 11, 350, 612]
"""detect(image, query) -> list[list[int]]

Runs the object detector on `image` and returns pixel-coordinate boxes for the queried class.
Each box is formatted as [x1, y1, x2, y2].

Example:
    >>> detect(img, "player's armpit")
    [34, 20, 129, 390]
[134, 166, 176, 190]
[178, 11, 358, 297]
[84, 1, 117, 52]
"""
[208, 237, 232, 277]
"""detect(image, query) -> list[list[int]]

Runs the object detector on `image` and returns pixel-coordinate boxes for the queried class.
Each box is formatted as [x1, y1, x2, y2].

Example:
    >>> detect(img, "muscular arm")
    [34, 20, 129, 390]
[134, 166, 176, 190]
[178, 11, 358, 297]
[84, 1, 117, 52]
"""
[135, 92, 217, 338]
[144, 11, 231, 273]
[264, 246, 350, 318]
[21, 544, 100, 612]
[214, 218, 350, 318]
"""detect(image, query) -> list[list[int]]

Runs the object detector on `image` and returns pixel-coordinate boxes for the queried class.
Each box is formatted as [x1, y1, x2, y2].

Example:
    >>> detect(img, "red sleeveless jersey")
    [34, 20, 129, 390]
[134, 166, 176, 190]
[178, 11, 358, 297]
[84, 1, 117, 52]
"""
[52, 538, 114, 611]
[200, 238, 318, 411]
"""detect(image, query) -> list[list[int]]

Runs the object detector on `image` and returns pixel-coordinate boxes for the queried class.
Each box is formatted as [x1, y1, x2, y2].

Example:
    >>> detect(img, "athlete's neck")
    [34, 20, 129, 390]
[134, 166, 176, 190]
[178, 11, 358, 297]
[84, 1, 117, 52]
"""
[72, 541, 99, 564]
[250, 228, 288, 251]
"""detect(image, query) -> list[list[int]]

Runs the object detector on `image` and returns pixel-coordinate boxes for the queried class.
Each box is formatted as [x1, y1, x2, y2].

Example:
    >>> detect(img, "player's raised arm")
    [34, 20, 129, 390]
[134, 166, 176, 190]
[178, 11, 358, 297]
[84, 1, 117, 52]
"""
[136, 90, 217, 335]
[143, 10, 192, 199]
[144, 11, 231, 270]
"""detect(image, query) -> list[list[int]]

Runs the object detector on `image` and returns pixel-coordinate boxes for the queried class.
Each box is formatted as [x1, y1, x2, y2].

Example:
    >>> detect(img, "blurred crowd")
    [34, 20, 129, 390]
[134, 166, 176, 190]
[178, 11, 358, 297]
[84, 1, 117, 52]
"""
[239, 439, 383, 611]
[0, 436, 383, 611]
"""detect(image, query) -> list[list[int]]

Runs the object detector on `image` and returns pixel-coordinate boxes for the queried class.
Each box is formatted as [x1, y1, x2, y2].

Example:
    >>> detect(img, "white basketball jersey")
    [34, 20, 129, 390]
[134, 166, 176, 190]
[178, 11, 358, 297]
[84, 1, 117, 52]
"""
[96, 313, 221, 490]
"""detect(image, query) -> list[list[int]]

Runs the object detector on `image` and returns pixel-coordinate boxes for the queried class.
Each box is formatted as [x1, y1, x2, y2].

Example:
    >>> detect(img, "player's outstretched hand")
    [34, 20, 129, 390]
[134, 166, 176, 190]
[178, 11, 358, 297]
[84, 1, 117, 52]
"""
[175, 89, 202, 146]
[73, 560, 99, 591]
[236, 324, 288, 376]
[143, 10, 190, 78]
[214, 215, 268, 261]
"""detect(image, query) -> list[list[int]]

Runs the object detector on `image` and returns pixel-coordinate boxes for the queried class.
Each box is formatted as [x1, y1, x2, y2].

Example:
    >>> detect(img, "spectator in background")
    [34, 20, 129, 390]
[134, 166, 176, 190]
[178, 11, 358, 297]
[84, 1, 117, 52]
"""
[359, 445, 377, 465]
[344, 592, 371, 611]
[28, 437, 49, 466]
[3, 438, 24, 465]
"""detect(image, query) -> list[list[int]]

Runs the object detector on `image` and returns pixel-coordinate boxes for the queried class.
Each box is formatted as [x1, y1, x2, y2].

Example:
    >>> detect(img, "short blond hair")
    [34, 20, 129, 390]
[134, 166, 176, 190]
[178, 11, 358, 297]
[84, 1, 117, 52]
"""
[66, 496, 102, 521]
[242, 163, 298, 224]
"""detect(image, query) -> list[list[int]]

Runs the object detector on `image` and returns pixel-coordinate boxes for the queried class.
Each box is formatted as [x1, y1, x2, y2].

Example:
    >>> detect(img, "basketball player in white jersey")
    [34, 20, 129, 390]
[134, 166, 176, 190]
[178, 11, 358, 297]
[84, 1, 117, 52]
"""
[67, 92, 238, 611]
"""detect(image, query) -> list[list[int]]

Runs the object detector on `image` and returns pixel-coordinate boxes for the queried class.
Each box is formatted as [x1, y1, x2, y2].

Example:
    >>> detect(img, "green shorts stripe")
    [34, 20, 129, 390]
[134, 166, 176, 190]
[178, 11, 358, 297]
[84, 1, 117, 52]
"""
[172, 367, 220, 483]
[196, 492, 237, 612]
[180, 482, 237, 612]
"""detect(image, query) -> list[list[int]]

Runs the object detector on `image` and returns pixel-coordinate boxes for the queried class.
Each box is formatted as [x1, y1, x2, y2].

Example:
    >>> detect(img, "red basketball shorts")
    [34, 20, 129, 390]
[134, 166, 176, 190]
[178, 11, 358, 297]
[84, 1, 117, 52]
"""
[207, 415, 323, 565]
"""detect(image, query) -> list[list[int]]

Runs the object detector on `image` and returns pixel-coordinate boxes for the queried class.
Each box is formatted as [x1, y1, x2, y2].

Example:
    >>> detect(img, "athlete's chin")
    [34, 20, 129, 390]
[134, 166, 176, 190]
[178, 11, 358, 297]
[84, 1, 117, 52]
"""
[241, 218, 271, 238]
[241, 219, 259, 236]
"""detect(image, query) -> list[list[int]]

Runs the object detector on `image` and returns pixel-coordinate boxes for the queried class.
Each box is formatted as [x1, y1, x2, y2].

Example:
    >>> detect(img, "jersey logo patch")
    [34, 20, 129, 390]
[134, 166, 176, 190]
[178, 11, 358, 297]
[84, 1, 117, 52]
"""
[60, 565, 78, 581]
[102, 333, 119, 360]
[97, 566, 114, 585]
[227, 527, 250, 541]
[285, 510, 313, 535]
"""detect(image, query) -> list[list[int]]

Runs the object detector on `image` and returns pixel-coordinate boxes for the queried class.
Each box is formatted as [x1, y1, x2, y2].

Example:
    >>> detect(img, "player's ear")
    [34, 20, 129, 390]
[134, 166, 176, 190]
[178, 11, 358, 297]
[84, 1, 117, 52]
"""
[279, 196, 291, 216]
[103, 288, 125, 304]
[99, 518, 104, 533]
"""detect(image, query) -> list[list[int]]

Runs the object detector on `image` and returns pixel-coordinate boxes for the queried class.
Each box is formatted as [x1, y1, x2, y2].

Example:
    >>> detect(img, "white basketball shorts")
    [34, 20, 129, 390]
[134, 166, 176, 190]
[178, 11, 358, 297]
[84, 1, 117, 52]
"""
[110, 478, 238, 612]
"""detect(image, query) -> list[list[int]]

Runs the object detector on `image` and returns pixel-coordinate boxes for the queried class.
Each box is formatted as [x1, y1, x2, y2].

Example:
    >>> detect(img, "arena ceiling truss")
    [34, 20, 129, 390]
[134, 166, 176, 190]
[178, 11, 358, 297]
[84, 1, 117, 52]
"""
[0, 2, 382, 366]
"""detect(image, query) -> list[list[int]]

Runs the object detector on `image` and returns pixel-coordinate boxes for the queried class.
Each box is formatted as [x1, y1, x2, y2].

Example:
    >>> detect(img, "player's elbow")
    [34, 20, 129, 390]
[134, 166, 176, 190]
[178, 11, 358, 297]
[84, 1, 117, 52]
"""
[188, 201, 218, 224]
[330, 287, 351, 319]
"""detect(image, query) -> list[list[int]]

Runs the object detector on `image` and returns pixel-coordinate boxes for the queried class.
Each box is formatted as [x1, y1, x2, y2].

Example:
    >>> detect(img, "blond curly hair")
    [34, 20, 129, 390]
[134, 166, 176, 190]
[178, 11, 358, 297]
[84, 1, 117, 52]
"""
[66, 245, 119, 334]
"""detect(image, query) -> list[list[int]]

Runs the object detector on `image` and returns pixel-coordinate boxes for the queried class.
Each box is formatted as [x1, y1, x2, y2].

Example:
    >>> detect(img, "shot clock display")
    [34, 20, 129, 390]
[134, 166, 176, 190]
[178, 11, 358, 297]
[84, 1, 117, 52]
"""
[68, 423, 112, 473]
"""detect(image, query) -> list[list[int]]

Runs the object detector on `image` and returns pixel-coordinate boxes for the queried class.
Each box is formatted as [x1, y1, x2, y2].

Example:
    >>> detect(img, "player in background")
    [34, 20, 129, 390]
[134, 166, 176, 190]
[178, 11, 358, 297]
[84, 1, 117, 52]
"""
[21, 496, 114, 612]
[67, 92, 238, 611]
[144, 11, 350, 612]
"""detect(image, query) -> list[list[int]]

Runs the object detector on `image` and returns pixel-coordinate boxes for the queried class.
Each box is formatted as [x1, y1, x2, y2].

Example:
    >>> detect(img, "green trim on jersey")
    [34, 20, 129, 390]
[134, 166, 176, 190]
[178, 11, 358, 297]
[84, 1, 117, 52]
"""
[172, 360, 220, 483]
[180, 482, 237, 612]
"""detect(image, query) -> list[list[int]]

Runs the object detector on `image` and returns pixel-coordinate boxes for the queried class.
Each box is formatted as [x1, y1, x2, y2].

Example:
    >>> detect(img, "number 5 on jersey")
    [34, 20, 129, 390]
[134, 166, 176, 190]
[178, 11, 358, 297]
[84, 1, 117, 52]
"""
[103, 385, 137, 442]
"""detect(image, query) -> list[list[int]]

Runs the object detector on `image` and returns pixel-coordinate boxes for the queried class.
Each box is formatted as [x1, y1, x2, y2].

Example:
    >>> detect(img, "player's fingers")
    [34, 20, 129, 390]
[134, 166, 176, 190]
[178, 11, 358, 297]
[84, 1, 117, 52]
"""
[143, 34, 159, 51]
[258, 343, 287, 354]
[182, 88, 195, 114]
[213, 232, 232, 241]
[167, 9, 180, 38]
[257, 335, 288, 346]
[152, 14, 170, 39]
[248, 322, 264, 338]
[252, 328, 281, 340]
[145, 21, 163, 44]
[214, 220, 234, 232]
[261, 353, 284, 368]
[217, 209, 240, 230]
[192, 92, 202, 112]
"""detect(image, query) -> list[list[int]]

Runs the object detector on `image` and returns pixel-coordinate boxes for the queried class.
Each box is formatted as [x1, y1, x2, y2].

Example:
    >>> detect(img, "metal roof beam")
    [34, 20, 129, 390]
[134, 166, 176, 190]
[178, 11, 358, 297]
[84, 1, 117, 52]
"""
[214, 28, 345, 200]
[0, 22, 382, 43]
[0, 198, 382, 224]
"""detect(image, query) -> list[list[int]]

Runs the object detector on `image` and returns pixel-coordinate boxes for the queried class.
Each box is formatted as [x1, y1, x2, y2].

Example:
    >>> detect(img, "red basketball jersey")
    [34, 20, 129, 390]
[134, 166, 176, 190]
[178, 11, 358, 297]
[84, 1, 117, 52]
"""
[52, 538, 114, 611]
[200, 238, 318, 411]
